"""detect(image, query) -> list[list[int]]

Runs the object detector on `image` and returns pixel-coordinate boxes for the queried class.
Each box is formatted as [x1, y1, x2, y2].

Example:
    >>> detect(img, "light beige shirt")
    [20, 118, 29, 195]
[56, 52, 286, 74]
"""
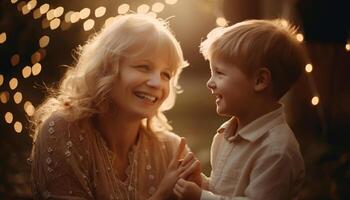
[201, 105, 305, 200]
[30, 113, 182, 200]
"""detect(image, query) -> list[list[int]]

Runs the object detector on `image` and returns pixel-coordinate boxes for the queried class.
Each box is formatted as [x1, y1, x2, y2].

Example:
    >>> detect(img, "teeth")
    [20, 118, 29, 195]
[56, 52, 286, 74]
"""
[135, 92, 157, 103]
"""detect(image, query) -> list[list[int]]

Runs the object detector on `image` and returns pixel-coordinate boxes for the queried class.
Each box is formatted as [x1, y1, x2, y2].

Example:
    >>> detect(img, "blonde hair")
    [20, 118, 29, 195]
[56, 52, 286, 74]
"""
[32, 14, 188, 138]
[200, 19, 308, 99]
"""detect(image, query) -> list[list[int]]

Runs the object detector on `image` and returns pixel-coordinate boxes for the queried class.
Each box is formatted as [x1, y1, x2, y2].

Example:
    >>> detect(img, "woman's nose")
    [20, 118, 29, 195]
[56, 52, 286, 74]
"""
[147, 73, 162, 88]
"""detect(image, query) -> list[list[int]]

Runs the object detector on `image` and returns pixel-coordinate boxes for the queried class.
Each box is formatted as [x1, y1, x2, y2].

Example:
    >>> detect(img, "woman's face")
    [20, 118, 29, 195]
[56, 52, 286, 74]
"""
[110, 52, 174, 119]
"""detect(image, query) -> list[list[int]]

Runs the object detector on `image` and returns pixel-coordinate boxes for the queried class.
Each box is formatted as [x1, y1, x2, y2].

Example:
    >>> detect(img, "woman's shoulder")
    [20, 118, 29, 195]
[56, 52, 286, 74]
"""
[155, 130, 182, 145]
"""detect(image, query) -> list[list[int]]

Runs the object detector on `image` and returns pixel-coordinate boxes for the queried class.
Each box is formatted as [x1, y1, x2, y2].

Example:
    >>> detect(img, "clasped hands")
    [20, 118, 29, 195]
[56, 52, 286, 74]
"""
[154, 137, 202, 200]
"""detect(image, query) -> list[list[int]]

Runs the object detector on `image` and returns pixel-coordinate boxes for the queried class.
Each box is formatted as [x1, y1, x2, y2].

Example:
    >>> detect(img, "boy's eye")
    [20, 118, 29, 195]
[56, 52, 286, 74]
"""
[215, 70, 224, 75]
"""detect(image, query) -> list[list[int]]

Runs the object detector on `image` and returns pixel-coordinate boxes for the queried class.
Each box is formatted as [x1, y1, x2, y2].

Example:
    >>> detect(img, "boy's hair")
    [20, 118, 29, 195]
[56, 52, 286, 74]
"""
[200, 19, 308, 99]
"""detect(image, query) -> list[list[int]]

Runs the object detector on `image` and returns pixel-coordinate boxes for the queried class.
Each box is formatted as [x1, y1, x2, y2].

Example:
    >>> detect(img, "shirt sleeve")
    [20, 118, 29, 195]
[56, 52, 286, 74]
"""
[30, 114, 93, 199]
[200, 149, 303, 200]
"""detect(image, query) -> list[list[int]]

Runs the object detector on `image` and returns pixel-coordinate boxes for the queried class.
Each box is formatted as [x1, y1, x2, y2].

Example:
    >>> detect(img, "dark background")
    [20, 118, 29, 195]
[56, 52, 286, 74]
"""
[0, 0, 349, 199]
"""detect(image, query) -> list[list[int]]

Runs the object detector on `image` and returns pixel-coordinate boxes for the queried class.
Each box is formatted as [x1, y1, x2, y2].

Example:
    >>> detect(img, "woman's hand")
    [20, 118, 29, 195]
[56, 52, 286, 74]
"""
[151, 137, 188, 200]
[179, 152, 202, 187]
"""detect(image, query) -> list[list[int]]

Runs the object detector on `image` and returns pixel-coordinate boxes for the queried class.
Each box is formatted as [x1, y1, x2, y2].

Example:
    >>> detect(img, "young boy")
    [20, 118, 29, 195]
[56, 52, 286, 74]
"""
[174, 19, 307, 199]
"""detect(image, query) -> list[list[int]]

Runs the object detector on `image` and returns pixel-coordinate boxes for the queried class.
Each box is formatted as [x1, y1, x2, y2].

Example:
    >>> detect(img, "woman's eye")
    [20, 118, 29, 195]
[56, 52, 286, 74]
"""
[162, 72, 171, 80]
[134, 65, 149, 71]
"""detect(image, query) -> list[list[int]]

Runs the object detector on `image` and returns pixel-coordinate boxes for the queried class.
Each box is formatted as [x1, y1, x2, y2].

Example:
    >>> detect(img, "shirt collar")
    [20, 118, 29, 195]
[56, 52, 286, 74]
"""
[237, 104, 285, 142]
[217, 104, 285, 143]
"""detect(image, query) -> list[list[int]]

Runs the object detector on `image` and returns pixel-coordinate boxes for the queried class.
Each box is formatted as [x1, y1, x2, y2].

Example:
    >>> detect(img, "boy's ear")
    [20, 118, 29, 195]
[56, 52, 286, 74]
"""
[253, 67, 271, 92]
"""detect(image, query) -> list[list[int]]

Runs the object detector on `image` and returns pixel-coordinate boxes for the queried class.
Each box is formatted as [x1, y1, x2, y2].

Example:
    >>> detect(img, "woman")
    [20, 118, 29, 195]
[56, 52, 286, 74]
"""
[29, 14, 199, 199]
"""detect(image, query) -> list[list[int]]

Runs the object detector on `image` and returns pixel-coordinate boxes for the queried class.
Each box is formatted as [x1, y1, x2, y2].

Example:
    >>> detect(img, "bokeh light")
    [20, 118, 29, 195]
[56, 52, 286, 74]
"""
[22, 66, 32, 78]
[296, 33, 304, 42]
[50, 18, 61, 30]
[311, 96, 319, 106]
[0, 74, 3, 86]
[137, 4, 150, 14]
[24, 101, 35, 116]
[95, 6, 106, 18]
[165, 0, 178, 5]
[0, 32, 6, 44]
[27, 0, 37, 10]
[79, 8, 91, 19]
[70, 12, 80, 23]
[5, 112, 14, 124]
[216, 17, 227, 27]
[39, 35, 50, 48]
[14, 121, 23, 133]
[13, 92, 23, 104]
[83, 19, 95, 31]
[32, 63, 42, 76]
[9, 78, 18, 90]
[31, 51, 41, 64]
[54, 6, 64, 18]
[0, 91, 10, 103]
[346, 43, 350, 51]
[46, 9, 55, 20]
[118, 4, 130, 15]
[11, 54, 20, 66]
[39, 4, 50, 15]
[305, 64, 313, 73]
[152, 2, 165, 13]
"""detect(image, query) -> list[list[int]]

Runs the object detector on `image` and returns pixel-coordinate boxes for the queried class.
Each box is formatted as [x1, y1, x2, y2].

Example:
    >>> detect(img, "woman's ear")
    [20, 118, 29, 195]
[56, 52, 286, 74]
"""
[253, 67, 271, 92]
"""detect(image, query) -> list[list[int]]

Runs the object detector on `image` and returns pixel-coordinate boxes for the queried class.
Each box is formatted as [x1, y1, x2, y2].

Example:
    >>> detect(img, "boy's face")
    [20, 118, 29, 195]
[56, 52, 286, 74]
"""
[207, 56, 255, 117]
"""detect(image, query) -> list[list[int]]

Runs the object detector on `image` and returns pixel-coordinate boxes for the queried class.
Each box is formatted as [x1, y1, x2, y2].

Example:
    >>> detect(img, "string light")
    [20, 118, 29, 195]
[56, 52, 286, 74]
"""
[0, 32, 6, 44]
[152, 2, 165, 13]
[216, 17, 227, 27]
[305, 63, 313, 73]
[4, 112, 13, 124]
[311, 96, 319, 106]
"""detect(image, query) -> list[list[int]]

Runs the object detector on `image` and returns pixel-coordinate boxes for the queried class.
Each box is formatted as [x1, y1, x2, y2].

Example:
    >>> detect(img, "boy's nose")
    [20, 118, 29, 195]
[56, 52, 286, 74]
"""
[206, 78, 216, 90]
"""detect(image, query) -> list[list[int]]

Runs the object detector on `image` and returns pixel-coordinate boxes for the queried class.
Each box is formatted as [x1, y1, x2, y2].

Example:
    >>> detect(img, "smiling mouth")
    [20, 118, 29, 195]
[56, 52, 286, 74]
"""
[134, 92, 158, 103]
[214, 94, 222, 102]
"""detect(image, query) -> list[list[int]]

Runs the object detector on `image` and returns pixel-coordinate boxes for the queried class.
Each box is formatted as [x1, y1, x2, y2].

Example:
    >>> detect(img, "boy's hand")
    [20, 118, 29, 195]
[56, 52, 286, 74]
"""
[174, 178, 201, 200]
[179, 153, 202, 187]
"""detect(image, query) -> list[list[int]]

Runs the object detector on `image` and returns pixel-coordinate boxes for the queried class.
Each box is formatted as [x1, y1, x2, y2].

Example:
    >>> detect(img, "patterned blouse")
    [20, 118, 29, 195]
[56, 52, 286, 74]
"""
[30, 113, 183, 199]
